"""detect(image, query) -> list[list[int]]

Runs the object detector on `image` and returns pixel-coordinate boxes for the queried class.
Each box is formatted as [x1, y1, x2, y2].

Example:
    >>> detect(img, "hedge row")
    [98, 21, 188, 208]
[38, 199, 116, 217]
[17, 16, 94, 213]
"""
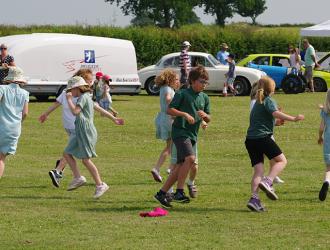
[1, 24, 330, 68]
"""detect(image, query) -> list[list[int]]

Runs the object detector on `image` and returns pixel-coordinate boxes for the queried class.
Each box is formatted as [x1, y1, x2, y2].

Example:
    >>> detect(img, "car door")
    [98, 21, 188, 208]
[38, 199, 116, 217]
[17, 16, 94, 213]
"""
[269, 56, 290, 85]
[161, 56, 180, 76]
[190, 55, 221, 91]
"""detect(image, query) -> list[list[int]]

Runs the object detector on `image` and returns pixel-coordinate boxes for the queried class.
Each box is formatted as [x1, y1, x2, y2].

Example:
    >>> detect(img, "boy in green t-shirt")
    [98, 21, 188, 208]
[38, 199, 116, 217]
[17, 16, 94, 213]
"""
[154, 66, 211, 208]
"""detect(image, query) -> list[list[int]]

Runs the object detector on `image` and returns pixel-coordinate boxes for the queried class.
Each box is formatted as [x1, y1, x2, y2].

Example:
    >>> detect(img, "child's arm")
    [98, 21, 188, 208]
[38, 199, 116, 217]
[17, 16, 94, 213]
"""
[93, 102, 124, 125]
[165, 92, 173, 105]
[201, 120, 208, 130]
[272, 110, 304, 122]
[197, 110, 211, 123]
[167, 107, 195, 124]
[39, 102, 61, 123]
[109, 107, 119, 117]
[66, 92, 81, 115]
[22, 102, 28, 121]
[318, 119, 325, 145]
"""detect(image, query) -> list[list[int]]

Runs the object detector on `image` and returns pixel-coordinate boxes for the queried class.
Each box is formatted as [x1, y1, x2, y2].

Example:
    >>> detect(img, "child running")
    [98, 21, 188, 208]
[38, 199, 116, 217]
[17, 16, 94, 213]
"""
[318, 89, 330, 201]
[151, 69, 180, 182]
[99, 74, 118, 117]
[245, 76, 304, 212]
[154, 66, 211, 208]
[223, 53, 237, 97]
[64, 76, 123, 198]
[0, 67, 29, 178]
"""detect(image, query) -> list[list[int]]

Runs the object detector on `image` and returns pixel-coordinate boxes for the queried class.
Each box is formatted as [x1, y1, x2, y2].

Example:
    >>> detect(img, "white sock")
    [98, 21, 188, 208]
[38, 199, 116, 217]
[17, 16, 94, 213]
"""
[168, 187, 174, 193]
[187, 179, 194, 186]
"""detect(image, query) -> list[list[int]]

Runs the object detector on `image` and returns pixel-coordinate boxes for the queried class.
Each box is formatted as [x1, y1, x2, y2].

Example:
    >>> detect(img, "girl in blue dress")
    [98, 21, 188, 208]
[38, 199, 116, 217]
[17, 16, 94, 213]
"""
[318, 89, 330, 201]
[151, 69, 180, 182]
[0, 67, 29, 177]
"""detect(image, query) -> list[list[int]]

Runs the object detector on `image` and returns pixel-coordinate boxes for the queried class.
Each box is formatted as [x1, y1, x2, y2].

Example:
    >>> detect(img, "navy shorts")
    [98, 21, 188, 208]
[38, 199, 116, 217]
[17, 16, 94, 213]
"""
[245, 135, 282, 167]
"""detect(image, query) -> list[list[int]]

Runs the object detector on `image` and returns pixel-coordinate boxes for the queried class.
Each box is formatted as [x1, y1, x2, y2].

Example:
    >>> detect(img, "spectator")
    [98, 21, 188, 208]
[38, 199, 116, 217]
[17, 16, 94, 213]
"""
[303, 39, 320, 92]
[0, 44, 15, 84]
[289, 46, 301, 75]
[179, 41, 191, 88]
[216, 43, 229, 65]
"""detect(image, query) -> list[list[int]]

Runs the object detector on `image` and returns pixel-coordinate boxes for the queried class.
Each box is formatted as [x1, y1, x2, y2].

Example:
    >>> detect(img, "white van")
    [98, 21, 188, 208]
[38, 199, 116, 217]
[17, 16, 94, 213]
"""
[0, 33, 141, 100]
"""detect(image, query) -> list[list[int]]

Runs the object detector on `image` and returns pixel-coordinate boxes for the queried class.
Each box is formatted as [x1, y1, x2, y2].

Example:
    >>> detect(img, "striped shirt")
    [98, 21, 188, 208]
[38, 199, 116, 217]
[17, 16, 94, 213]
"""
[179, 49, 191, 69]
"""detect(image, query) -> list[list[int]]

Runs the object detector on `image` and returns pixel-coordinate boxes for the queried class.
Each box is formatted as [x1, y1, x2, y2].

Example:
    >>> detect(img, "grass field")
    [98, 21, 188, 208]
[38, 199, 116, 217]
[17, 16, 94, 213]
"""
[1, 91, 329, 249]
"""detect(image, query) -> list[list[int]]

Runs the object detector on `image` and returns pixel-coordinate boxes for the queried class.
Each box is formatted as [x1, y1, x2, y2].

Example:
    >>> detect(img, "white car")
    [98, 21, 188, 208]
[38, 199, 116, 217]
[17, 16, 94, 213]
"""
[138, 52, 265, 95]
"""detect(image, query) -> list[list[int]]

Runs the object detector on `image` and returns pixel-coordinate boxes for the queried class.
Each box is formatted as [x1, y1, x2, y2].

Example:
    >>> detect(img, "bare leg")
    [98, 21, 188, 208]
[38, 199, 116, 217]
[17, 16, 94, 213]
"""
[188, 163, 198, 182]
[251, 163, 264, 194]
[63, 153, 80, 178]
[267, 154, 287, 181]
[309, 79, 314, 92]
[324, 165, 330, 181]
[56, 157, 67, 172]
[154, 139, 171, 172]
[82, 158, 102, 186]
[0, 153, 7, 178]
[177, 156, 195, 189]
[161, 164, 180, 192]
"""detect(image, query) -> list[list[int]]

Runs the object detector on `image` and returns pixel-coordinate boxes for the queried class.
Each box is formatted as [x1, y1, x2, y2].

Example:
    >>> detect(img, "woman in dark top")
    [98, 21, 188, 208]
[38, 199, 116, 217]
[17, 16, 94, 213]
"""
[0, 44, 15, 84]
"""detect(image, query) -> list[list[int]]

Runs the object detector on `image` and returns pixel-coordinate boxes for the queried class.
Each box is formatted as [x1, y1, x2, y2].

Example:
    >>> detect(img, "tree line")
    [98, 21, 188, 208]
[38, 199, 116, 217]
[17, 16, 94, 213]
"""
[105, 0, 267, 28]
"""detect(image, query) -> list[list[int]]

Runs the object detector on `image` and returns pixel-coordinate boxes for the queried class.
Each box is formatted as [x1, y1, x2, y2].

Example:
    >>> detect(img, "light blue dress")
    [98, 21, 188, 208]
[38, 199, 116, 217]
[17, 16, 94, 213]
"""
[155, 86, 175, 140]
[65, 93, 97, 159]
[0, 83, 29, 155]
[321, 110, 330, 164]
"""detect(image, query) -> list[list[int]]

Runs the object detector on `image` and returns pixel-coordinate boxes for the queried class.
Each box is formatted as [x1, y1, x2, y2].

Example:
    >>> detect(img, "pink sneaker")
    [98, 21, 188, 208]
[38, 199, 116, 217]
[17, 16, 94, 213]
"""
[139, 207, 169, 217]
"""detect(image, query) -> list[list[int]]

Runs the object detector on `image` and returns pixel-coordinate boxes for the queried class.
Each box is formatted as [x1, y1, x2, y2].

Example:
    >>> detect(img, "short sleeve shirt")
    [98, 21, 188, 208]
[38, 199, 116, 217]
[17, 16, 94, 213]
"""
[304, 45, 316, 67]
[179, 49, 191, 69]
[216, 51, 229, 65]
[56, 91, 77, 130]
[246, 96, 278, 139]
[170, 88, 210, 142]
[0, 55, 14, 82]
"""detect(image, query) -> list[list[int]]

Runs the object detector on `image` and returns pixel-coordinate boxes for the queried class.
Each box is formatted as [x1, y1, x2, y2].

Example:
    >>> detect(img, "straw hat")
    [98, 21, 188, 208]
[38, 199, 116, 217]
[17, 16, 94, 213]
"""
[66, 76, 88, 90]
[3, 67, 27, 84]
[182, 41, 191, 47]
[221, 43, 229, 49]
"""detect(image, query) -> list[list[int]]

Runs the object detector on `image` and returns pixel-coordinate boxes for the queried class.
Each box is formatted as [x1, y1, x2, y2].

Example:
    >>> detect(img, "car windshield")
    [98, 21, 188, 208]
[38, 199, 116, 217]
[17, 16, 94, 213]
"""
[208, 55, 220, 65]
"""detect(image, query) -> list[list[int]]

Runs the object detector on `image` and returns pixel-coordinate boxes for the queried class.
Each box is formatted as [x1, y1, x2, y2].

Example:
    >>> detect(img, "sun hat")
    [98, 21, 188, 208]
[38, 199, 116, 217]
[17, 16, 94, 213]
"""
[0, 43, 8, 49]
[66, 76, 89, 90]
[3, 67, 27, 84]
[221, 43, 229, 49]
[182, 41, 191, 47]
[95, 71, 103, 78]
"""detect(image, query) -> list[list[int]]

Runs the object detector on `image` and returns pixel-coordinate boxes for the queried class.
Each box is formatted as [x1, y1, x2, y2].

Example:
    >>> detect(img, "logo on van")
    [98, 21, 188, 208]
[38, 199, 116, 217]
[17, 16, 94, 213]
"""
[84, 50, 95, 63]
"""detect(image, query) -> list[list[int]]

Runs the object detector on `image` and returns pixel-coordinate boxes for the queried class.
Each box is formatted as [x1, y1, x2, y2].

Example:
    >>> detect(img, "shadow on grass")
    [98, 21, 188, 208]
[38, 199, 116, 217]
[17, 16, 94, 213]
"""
[0, 195, 73, 200]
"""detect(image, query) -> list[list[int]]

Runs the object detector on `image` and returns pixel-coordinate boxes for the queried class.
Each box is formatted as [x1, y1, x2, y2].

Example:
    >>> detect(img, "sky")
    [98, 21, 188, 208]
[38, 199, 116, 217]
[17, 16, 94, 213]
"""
[0, 0, 329, 27]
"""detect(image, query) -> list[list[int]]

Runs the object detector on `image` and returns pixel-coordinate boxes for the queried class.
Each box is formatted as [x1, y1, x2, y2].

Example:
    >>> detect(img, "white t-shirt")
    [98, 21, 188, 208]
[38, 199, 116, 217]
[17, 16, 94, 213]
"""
[289, 53, 301, 70]
[56, 91, 78, 130]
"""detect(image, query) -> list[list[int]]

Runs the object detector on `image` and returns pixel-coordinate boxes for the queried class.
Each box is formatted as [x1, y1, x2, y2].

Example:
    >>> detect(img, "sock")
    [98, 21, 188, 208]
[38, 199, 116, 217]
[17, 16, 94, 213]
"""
[264, 176, 273, 185]
[324, 178, 330, 184]
[159, 189, 166, 195]
[176, 188, 184, 194]
[168, 187, 174, 194]
[187, 179, 194, 186]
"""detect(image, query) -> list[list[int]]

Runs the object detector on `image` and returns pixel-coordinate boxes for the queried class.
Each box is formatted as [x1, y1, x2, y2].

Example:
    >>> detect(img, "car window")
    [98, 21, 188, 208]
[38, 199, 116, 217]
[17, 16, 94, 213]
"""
[251, 56, 270, 66]
[191, 56, 212, 67]
[208, 55, 220, 65]
[162, 56, 179, 68]
[272, 56, 290, 67]
[319, 54, 330, 70]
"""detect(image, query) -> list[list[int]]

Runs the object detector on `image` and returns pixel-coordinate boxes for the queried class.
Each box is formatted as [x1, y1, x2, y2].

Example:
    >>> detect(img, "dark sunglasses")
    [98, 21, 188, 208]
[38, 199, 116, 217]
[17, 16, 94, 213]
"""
[0, 48, 7, 50]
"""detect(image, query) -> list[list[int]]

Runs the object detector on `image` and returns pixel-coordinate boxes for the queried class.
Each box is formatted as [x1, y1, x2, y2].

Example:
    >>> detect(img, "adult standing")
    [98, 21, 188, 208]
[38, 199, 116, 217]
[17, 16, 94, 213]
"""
[216, 43, 229, 65]
[179, 41, 191, 88]
[289, 46, 301, 74]
[0, 44, 15, 84]
[302, 39, 319, 92]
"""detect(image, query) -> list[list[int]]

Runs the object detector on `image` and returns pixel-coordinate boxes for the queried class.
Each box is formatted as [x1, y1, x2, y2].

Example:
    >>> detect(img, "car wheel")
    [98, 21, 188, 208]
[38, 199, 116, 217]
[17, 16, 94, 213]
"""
[314, 77, 327, 92]
[145, 76, 160, 95]
[234, 77, 250, 96]
[281, 74, 305, 94]
[35, 95, 49, 101]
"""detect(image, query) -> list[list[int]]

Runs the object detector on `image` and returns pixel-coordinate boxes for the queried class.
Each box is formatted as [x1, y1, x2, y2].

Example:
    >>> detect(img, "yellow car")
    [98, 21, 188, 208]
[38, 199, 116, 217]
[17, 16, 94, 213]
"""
[237, 53, 330, 92]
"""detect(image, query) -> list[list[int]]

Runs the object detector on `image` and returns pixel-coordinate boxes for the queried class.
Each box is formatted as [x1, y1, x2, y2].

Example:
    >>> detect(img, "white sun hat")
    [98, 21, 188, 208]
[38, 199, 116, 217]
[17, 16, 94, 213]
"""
[3, 67, 27, 84]
[182, 41, 191, 47]
[66, 76, 89, 90]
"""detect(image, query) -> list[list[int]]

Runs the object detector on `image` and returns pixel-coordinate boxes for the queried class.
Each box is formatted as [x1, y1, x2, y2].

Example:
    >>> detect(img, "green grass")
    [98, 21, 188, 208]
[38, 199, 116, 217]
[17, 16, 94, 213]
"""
[1, 91, 330, 249]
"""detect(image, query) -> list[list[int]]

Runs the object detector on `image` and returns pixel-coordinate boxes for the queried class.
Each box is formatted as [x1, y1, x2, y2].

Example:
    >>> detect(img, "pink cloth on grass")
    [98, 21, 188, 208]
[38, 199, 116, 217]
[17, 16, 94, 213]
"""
[139, 207, 168, 217]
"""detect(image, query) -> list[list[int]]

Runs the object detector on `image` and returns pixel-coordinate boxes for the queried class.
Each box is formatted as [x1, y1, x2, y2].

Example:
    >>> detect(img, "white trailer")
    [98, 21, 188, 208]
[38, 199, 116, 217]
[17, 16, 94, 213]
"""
[0, 33, 141, 100]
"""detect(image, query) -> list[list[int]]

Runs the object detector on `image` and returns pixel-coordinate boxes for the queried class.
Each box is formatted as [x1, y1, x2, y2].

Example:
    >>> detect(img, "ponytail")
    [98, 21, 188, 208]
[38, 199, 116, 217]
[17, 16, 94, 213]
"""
[255, 76, 275, 104]
[256, 89, 264, 104]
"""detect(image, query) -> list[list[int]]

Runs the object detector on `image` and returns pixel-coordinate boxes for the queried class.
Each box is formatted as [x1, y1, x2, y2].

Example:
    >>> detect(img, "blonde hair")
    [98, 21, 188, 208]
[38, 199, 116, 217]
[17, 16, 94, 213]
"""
[155, 69, 178, 89]
[256, 76, 275, 104]
[250, 82, 258, 100]
[323, 89, 330, 114]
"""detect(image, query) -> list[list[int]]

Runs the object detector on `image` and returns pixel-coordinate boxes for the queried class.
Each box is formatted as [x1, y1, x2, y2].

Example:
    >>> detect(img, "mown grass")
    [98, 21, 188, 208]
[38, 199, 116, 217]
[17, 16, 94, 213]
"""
[1, 91, 329, 249]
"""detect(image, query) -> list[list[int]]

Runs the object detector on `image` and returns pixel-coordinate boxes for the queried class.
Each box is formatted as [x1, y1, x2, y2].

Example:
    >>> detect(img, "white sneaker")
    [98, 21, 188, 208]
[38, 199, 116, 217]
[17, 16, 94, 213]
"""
[94, 182, 109, 198]
[67, 176, 87, 191]
[151, 168, 162, 182]
[273, 176, 284, 184]
[166, 168, 171, 174]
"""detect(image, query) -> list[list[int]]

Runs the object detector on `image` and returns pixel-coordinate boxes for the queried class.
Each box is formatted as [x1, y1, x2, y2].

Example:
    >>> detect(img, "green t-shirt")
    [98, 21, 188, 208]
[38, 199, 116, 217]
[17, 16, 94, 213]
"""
[170, 88, 210, 142]
[304, 45, 316, 67]
[246, 96, 278, 139]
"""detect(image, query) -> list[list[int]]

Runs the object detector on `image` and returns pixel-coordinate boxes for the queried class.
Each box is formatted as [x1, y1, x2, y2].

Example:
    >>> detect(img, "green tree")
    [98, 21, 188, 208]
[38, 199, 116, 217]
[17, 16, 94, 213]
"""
[199, 0, 237, 26]
[104, 0, 200, 28]
[235, 0, 267, 25]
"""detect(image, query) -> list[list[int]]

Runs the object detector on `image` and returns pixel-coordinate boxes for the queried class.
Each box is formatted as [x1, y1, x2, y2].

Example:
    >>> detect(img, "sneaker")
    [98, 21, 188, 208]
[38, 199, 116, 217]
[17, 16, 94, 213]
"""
[154, 192, 172, 208]
[187, 184, 198, 198]
[94, 182, 109, 198]
[151, 168, 162, 183]
[259, 178, 278, 200]
[166, 168, 171, 175]
[173, 191, 190, 203]
[67, 176, 87, 191]
[247, 197, 266, 212]
[319, 181, 329, 201]
[273, 176, 284, 184]
[49, 169, 63, 188]
[165, 192, 174, 202]
[55, 159, 61, 168]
